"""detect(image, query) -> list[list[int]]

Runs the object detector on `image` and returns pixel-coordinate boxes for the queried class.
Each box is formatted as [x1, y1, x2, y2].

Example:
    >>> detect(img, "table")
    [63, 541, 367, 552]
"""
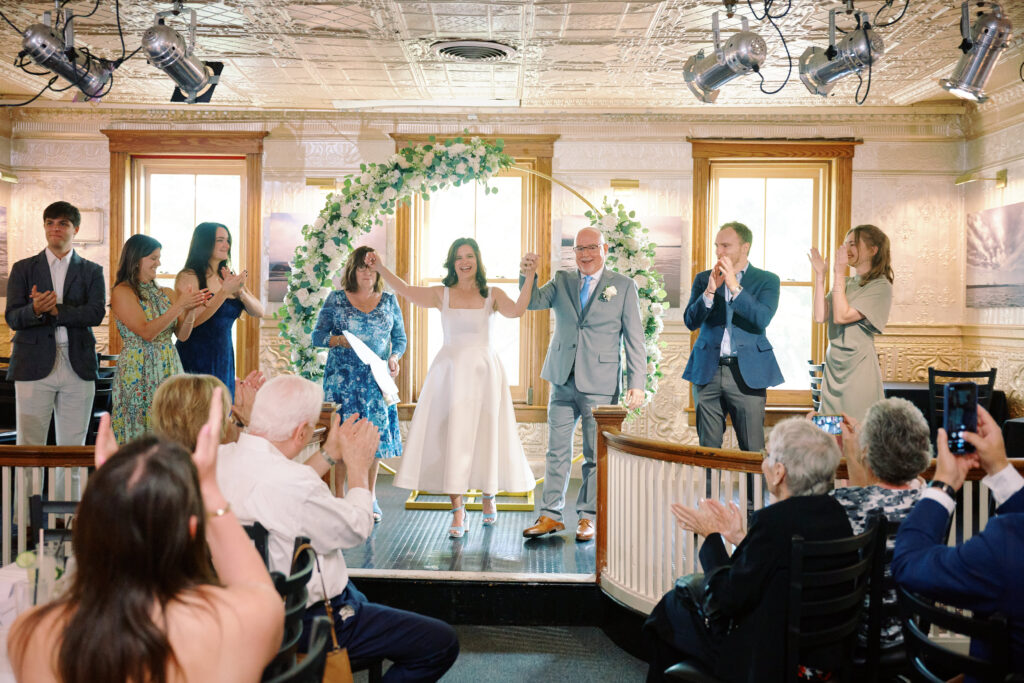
[0, 563, 29, 683]
[883, 381, 1010, 444]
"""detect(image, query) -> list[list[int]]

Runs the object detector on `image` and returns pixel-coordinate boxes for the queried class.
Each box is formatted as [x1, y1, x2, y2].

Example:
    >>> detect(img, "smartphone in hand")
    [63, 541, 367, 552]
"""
[943, 382, 978, 455]
[811, 414, 844, 449]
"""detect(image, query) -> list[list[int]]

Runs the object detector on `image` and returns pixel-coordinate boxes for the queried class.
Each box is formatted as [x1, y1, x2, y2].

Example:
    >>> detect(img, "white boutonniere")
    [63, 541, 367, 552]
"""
[600, 285, 617, 302]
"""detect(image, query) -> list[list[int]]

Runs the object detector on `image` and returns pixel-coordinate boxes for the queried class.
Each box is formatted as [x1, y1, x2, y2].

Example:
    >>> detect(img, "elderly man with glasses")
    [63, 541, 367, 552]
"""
[519, 226, 646, 542]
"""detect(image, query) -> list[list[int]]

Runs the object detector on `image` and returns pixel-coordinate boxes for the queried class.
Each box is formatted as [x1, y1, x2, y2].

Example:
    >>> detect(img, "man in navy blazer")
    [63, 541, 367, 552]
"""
[4, 201, 105, 447]
[892, 404, 1024, 675]
[682, 222, 782, 452]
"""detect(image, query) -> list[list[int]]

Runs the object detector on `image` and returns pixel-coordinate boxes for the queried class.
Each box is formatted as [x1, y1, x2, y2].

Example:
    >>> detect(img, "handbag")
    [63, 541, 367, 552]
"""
[673, 571, 732, 636]
[293, 543, 354, 683]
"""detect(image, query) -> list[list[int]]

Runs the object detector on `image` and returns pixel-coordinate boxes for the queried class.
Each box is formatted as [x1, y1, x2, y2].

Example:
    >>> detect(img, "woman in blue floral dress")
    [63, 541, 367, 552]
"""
[313, 246, 407, 522]
[110, 235, 209, 443]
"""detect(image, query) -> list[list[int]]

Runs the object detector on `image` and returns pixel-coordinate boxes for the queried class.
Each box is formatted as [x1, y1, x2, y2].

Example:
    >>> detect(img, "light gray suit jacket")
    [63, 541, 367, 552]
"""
[523, 268, 647, 400]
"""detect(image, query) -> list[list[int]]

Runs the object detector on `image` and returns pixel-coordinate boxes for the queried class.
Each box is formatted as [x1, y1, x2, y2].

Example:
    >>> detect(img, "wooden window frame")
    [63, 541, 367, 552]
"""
[392, 134, 557, 422]
[689, 138, 860, 410]
[101, 130, 267, 376]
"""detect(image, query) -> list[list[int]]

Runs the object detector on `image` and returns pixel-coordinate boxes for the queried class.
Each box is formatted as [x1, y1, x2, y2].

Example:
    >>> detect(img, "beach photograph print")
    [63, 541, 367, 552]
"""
[966, 200, 1024, 308]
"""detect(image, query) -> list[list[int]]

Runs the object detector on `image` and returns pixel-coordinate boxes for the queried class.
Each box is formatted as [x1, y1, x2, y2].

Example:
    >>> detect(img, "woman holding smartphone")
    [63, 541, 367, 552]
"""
[808, 224, 894, 423]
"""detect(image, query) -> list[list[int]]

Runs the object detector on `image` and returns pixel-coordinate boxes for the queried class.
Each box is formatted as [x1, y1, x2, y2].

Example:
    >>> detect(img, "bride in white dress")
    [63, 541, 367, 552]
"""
[366, 238, 538, 538]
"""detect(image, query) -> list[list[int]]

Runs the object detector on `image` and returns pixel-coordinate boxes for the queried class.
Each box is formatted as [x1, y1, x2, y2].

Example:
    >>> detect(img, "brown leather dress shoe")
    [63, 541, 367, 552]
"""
[576, 518, 595, 542]
[523, 515, 565, 538]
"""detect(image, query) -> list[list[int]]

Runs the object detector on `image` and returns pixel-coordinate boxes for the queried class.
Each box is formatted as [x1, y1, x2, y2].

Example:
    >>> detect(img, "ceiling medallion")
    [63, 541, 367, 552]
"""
[431, 40, 517, 62]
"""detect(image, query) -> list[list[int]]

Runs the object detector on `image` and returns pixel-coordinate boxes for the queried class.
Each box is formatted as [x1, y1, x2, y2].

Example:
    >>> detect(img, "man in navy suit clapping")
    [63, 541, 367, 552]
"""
[683, 222, 782, 452]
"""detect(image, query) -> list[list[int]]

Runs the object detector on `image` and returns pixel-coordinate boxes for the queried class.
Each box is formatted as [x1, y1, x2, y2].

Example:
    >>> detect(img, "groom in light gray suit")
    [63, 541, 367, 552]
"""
[521, 227, 646, 542]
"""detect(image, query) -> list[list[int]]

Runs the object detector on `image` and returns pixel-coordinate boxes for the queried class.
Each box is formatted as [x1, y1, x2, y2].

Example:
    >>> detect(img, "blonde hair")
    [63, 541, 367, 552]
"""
[152, 374, 232, 450]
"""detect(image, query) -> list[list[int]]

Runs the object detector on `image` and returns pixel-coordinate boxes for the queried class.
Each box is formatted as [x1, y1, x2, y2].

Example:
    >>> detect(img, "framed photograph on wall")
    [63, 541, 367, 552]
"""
[72, 209, 105, 244]
[966, 200, 1024, 308]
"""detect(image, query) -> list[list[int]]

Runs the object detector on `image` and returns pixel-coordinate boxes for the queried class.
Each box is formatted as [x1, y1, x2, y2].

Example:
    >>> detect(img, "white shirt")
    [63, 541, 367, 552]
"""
[216, 433, 374, 605]
[579, 266, 604, 304]
[702, 264, 747, 357]
[922, 464, 1024, 513]
[45, 248, 73, 345]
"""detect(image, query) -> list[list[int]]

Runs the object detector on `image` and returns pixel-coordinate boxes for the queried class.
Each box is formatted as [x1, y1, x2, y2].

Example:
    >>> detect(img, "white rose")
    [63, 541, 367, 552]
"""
[360, 173, 372, 186]
[651, 302, 664, 316]
[423, 152, 435, 166]
[322, 240, 338, 258]
[655, 317, 664, 333]
[647, 361, 657, 374]
[383, 186, 398, 202]
[455, 162, 467, 175]
[633, 274, 649, 289]
[600, 214, 618, 229]
[313, 216, 326, 230]
[406, 176, 422, 190]
[397, 156, 411, 169]
[296, 289, 310, 306]
[449, 143, 466, 155]
[636, 255, 651, 270]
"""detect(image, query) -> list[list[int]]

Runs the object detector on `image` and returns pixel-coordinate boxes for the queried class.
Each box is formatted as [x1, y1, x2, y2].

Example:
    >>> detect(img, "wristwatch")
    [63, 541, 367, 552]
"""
[928, 480, 957, 499]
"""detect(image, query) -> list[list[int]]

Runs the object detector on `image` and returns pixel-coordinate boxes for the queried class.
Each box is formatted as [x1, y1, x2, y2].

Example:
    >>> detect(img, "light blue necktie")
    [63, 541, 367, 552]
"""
[580, 275, 593, 309]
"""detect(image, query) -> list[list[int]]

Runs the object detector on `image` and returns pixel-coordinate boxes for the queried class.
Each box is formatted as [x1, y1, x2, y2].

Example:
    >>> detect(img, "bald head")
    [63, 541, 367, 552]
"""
[574, 227, 608, 276]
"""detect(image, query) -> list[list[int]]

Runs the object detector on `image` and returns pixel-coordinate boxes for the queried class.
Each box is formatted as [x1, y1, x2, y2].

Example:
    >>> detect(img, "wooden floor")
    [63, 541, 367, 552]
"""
[342, 473, 596, 579]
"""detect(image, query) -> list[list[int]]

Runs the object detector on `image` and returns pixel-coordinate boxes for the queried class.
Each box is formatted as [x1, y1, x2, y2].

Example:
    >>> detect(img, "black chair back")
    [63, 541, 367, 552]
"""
[786, 519, 878, 683]
[263, 616, 334, 683]
[262, 537, 316, 680]
[28, 494, 78, 548]
[927, 367, 997, 437]
[244, 521, 271, 567]
[857, 516, 910, 682]
[808, 361, 824, 412]
[897, 585, 1014, 683]
[0, 356, 16, 435]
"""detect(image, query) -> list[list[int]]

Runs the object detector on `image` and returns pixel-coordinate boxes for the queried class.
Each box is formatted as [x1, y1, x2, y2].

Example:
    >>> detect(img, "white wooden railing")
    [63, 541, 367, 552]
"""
[592, 406, 1013, 615]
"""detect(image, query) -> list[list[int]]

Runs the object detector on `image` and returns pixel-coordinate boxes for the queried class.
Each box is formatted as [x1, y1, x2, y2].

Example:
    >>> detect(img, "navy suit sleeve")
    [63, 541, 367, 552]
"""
[683, 271, 711, 331]
[996, 487, 1024, 514]
[700, 519, 782, 618]
[4, 260, 48, 330]
[731, 270, 780, 331]
[892, 497, 1009, 614]
[54, 263, 105, 328]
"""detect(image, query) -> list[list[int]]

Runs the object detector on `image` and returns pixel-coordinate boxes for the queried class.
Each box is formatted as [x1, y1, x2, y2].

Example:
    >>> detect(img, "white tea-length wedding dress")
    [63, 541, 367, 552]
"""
[394, 287, 536, 494]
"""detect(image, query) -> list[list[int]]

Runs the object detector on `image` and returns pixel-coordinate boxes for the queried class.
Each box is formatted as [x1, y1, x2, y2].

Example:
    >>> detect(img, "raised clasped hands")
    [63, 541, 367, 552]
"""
[519, 252, 538, 275]
[807, 247, 828, 279]
[30, 285, 59, 316]
[219, 266, 247, 295]
[671, 499, 745, 545]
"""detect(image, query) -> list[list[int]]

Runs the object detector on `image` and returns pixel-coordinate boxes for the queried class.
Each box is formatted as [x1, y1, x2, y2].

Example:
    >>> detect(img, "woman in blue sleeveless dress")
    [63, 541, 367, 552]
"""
[313, 246, 407, 522]
[175, 222, 263, 400]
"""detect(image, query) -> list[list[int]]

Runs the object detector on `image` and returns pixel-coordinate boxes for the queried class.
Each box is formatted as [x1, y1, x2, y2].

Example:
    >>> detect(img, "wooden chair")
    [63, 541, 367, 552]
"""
[666, 519, 879, 683]
[897, 586, 1023, 683]
[28, 494, 78, 548]
[926, 367, 997, 437]
[263, 616, 338, 683]
[243, 521, 271, 567]
[808, 360, 824, 412]
[262, 538, 316, 680]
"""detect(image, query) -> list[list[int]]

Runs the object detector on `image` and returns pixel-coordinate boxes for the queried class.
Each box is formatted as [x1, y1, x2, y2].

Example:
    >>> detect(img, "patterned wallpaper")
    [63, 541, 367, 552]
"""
[2, 108, 1022, 462]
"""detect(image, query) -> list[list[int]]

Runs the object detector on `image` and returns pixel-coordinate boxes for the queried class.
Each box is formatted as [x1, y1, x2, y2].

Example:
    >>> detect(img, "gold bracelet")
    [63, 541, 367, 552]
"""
[206, 502, 232, 519]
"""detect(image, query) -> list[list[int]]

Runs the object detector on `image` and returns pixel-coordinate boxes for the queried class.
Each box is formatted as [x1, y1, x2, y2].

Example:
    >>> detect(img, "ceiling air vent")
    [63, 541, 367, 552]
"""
[432, 40, 516, 62]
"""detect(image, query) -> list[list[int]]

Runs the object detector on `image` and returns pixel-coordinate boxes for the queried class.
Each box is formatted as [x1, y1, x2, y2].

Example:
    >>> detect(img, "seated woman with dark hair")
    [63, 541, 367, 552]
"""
[830, 396, 931, 650]
[8, 398, 283, 683]
[644, 418, 852, 683]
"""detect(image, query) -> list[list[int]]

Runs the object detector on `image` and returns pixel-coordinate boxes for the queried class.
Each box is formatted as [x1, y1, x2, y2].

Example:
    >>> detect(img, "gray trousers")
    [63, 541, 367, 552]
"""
[693, 361, 767, 452]
[540, 375, 614, 523]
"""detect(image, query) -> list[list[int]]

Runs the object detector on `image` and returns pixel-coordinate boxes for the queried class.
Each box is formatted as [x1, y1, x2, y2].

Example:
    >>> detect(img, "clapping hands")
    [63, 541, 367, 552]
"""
[219, 266, 248, 295]
[232, 370, 266, 427]
[807, 248, 828, 279]
[671, 499, 746, 545]
[30, 285, 58, 316]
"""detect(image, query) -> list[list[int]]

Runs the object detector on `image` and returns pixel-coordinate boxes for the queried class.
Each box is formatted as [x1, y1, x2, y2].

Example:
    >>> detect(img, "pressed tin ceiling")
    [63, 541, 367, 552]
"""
[0, 0, 1021, 111]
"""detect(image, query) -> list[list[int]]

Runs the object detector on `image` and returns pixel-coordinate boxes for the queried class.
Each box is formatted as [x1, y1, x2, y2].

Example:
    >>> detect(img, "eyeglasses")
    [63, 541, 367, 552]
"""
[573, 244, 603, 254]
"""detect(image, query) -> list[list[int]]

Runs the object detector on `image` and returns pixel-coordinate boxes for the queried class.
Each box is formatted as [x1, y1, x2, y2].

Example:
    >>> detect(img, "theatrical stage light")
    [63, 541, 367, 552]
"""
[142, 3, 222, 103]
[940, 1, 1013, 103]
[799, 10, 883, 97]
[683, 13, 767, 104]
[22, 12, 113, 99]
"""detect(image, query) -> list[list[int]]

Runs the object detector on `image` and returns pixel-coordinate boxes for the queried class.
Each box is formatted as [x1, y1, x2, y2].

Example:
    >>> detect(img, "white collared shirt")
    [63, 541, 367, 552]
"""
[702, 264, 748, 357]
[45, 248, 73, 345]
[922, 464, 1024, 514]
[216, 433, 374, 606]
[579, 266, 604, 304]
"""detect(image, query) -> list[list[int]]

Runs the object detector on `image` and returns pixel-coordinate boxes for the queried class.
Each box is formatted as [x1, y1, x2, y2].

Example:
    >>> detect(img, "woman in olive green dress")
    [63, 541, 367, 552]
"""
[110, 235, 209, 442]
[808, 224, 894, 423]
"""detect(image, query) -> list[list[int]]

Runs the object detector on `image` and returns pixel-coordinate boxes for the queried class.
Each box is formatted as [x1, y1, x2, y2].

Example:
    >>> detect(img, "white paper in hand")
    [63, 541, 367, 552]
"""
[342, 331, 400, 403]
